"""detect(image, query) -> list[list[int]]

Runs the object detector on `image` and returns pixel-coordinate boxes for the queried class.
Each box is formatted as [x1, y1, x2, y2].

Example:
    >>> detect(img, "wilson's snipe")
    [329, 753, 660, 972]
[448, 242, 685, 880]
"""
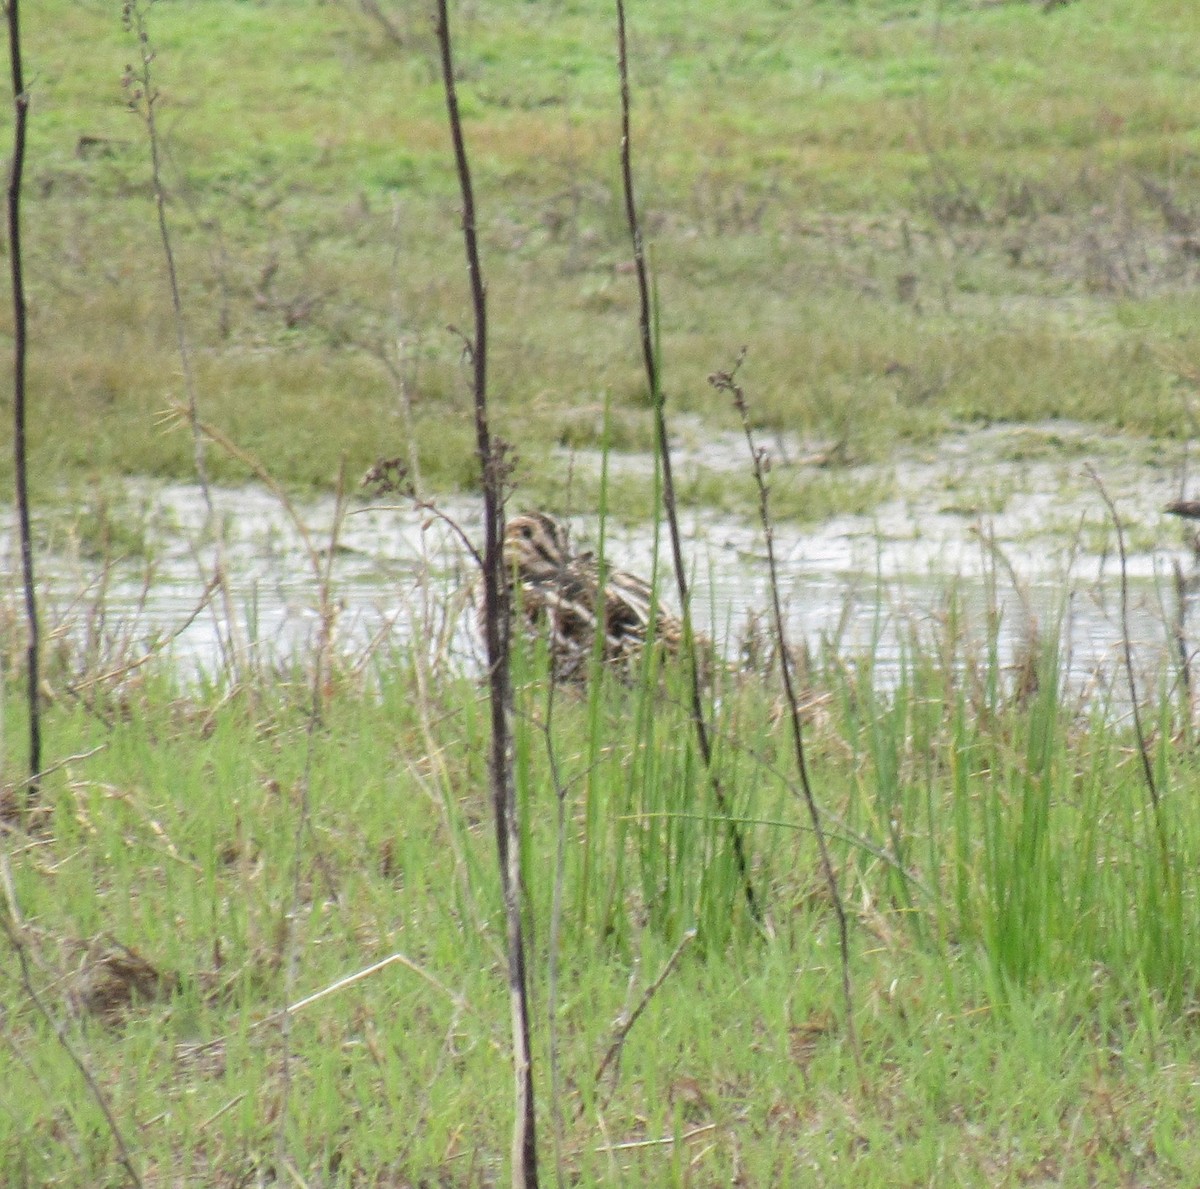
[501, 512, 684, 681]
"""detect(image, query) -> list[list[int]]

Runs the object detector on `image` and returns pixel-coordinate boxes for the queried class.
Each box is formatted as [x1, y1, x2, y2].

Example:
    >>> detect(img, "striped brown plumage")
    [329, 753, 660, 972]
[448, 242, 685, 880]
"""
[500, 512, 684, 681]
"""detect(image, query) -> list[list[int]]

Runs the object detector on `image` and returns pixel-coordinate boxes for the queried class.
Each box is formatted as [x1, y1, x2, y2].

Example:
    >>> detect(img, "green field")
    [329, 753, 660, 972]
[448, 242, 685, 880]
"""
[5, 608, 1200, 1185]
[5, 0, 1199, 506]
[6, 1, 1200, 1184]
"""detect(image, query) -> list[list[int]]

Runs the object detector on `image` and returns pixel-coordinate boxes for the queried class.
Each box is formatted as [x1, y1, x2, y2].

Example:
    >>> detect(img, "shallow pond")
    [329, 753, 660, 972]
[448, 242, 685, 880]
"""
[4, 423, 1198, 711]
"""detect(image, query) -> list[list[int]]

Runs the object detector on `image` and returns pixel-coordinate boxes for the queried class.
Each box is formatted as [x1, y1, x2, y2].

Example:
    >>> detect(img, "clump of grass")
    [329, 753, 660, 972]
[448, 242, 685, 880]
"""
[33, 481, 160, 563]
[521, 457, 896, 527]
[5, 584, 1200, 1182]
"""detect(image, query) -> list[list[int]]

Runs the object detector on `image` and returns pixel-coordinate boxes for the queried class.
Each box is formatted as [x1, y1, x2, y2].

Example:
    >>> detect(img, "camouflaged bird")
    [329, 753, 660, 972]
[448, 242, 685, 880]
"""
[501, 512, 685, 681]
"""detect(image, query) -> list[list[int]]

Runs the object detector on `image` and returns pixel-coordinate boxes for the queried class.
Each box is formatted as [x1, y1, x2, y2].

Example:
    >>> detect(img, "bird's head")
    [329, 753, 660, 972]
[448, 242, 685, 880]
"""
[503, 512, 571, 580]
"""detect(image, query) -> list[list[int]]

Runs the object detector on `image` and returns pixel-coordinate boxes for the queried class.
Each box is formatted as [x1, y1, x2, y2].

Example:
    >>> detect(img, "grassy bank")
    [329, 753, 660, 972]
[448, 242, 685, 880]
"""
[2, 0, 1198, 511]
[4, 598, 1200, 1183]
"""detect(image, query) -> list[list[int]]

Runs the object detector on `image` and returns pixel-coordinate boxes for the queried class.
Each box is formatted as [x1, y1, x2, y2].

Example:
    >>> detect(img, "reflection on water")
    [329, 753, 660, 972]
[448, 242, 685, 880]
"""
[2, 424, 1197, 711]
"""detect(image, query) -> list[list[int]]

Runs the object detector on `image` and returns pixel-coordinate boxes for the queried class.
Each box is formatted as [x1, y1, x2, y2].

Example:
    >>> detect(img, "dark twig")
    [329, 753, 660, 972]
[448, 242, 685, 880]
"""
[6, 0, 41, 794]
[1087, 465, 1170, 874]
[434, 3, 538, 1184]
[358, 467, 484, 571]
[614, 0, 758, 923]
[0, 916, 143, 1187]
[713, 353, 861, 1073]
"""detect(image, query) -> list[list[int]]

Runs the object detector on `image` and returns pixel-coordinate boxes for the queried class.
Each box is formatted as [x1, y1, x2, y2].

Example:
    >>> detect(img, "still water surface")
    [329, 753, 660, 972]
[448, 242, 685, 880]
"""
[5, 425, 1197, 710]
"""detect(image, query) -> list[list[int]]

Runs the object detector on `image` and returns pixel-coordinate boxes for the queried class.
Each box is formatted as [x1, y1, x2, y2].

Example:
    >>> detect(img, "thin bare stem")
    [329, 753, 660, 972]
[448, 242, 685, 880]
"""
[353, 490, 483, 572]
[122, 1, 210, 517]
[1086, 465, 1170, 874]
[122, 0, 245, 685]
[180, 413, 326, 582]
[614, 0, 758, 923]
[0, 746, 107, 815]
[175, 947, 501, 1076]
[591, 1123, 719, 1154]
[713, 353, 861, 1073]
[539, 681, 569, 1186]
[257, 950, 473, 1031]
[66, 573, 222, 694]
[434, 2, 537, 1183]
[1171, 558, 1192, 719]
[6, 0, 41, 794]
[275, 465, 349, 1165]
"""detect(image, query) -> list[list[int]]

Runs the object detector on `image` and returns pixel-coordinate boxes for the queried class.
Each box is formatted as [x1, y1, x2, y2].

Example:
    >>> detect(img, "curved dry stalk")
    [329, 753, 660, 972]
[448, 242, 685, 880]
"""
[594, 927, 697, 1103]
[353, 485, 484, 573]
[263, 950, 475, 1032]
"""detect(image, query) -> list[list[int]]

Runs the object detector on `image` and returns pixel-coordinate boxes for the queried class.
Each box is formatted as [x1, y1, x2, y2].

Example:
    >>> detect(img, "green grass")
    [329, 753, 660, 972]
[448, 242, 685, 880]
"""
[6, 3, 1200, 1181]
[2, 0, 1198, 506]
[5, 595, 1200, 1183]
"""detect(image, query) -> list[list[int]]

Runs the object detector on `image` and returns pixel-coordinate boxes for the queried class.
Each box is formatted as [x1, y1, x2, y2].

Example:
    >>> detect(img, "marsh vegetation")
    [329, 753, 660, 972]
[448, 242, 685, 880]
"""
[4, 0, 1200, 1184]
[6, 0, 1199, 502]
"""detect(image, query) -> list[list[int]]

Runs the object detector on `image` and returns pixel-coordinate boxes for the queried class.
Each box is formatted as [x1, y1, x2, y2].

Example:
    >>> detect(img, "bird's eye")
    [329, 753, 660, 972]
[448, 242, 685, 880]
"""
[521, 525, 533, 539]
